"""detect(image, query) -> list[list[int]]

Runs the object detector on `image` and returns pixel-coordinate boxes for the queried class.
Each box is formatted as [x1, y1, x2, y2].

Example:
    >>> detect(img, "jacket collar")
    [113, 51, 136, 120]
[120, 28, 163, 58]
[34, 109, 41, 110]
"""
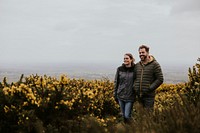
[140, 55, 155, 65]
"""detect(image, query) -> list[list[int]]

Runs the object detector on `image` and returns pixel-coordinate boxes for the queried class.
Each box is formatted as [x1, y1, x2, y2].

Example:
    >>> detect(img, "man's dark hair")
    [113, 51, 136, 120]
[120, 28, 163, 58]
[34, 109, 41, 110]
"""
[139, 45, 150, 52]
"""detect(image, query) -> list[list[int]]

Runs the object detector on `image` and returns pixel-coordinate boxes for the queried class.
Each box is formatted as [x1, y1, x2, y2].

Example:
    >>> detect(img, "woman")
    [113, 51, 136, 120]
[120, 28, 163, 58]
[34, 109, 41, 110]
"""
[114, 53, 135, 124]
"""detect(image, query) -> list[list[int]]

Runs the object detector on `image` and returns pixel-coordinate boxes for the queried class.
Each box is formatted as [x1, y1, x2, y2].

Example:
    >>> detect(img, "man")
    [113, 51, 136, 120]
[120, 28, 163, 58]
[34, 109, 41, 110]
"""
[134, 45, 163, 109]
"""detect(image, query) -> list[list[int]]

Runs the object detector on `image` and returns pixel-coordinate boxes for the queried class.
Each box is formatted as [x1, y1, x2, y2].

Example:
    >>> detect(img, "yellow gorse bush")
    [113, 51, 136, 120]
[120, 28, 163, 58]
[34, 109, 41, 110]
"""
[155, 83, 186, 111]
[1, 69, 198, 133]
[1, 75, 119, 121]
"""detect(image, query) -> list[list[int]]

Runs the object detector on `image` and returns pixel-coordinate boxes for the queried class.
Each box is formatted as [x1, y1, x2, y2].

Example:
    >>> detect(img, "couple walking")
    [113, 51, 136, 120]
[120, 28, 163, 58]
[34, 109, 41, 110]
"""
[114, 44, 164, 123]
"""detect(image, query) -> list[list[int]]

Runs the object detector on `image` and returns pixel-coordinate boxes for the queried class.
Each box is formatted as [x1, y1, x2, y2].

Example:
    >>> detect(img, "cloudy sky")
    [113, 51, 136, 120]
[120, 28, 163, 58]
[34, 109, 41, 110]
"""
[0, 0, 200, 67]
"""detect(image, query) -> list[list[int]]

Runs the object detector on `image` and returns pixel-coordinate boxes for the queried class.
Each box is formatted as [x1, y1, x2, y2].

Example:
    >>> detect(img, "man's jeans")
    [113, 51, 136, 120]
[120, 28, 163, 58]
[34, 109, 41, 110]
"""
[118, 99, 133, 119]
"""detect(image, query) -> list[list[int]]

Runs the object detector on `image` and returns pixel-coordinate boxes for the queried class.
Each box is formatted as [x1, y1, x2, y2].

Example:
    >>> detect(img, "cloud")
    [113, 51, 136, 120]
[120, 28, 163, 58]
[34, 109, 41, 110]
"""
[170, 0, 200, 15]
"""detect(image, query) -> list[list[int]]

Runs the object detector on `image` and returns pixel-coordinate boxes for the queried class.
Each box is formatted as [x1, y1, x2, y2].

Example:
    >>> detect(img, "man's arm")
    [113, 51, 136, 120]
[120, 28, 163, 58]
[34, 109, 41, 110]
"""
[149, 62, 164, 91]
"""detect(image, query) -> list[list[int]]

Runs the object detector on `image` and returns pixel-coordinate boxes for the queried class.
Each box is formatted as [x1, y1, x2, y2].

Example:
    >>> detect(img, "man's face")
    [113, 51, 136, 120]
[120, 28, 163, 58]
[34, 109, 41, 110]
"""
[139, 48, 149, 61]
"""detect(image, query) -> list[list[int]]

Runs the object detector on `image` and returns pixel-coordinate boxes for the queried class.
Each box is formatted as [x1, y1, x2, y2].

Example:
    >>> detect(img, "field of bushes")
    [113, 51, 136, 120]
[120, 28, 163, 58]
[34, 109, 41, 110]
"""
[0, 59, 199, 133]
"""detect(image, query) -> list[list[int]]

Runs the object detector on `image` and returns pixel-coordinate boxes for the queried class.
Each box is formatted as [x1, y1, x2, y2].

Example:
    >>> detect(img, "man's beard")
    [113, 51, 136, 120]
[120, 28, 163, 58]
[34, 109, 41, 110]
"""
[140, 55, 147, 61]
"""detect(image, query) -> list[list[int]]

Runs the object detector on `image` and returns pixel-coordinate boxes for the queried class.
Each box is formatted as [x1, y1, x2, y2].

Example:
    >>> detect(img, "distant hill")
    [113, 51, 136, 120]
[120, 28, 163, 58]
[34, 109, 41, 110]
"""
[0, 63, 189, 84]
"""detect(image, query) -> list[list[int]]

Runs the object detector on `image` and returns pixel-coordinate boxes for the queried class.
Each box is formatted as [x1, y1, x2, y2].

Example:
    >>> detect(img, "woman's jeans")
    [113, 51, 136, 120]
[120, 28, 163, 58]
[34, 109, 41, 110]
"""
[118, 99, 133, 120]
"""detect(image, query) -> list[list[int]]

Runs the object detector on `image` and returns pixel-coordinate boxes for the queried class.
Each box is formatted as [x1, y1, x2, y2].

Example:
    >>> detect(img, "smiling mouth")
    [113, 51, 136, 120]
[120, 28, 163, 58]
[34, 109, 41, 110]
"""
[140, 55, 146, 60]
[140, 55, 144, 58]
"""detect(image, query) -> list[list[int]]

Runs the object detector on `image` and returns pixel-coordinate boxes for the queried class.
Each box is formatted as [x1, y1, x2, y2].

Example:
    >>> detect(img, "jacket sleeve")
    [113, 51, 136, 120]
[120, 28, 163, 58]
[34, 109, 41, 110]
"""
[133, 65, 137, 86]
[149, 62, 164, 91]
[114, 68, 119, 98]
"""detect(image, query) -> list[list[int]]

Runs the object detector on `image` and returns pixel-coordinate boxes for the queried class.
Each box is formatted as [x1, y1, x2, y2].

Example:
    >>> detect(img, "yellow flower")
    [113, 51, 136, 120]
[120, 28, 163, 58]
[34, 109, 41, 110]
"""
[31, 100, 35, 104]
[100, 119, 105, 123]
[71, 99, 75, 103]
[3, 87, 9, 95]
[23, 102, 28, 106]
[11, 105, 16, 109]
[46, 97, 50, 102]
[4, 105, 9, 113]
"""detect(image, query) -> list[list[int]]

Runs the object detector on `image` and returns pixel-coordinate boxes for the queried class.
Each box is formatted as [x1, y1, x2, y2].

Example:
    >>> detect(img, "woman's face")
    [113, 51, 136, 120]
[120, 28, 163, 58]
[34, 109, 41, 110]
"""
[124, 55, 132, 65]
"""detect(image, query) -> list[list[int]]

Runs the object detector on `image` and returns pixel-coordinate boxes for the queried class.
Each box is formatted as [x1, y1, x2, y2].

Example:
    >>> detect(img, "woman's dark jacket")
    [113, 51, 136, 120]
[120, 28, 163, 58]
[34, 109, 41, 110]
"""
[134, 56, 163, 97]
[114, 64, 135, 101]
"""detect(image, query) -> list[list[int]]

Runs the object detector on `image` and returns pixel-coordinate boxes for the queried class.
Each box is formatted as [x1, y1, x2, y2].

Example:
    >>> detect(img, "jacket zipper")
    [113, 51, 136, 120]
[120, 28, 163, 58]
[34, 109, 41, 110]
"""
[140, 65, 144, 97]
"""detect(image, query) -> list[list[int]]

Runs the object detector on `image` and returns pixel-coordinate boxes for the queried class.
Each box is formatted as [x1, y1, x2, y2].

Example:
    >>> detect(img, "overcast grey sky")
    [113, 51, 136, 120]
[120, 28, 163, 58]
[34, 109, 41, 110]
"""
[0, 0, 200, 67]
